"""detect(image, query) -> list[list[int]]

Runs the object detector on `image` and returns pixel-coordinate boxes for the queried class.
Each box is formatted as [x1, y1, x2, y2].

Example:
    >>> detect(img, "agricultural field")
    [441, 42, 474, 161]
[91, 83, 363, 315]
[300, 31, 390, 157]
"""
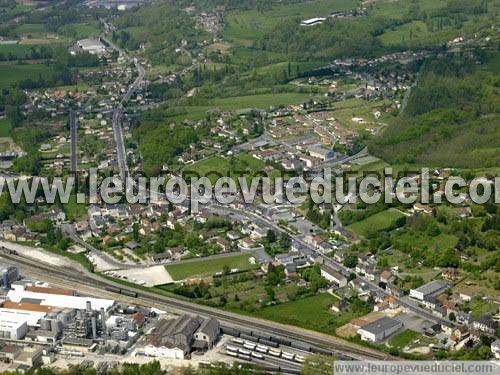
[346, 208, 406, 237]
[0, 64, 57, 87]
[0, 44, 33, 59]
[165, 253, 256, 281]
[213, 92, 318, 111]
[0, 118, 12, 137]
[251, 293, 362, 336]
[15, 23, 48, 37]
[58, 22, 101, 39]
[166, 92, 318, 122]
[223, 0, 357, 44]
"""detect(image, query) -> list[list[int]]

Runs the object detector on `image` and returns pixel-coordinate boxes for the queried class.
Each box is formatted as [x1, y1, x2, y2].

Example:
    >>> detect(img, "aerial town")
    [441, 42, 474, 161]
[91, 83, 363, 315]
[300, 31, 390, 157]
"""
[0, 0, 498, 373]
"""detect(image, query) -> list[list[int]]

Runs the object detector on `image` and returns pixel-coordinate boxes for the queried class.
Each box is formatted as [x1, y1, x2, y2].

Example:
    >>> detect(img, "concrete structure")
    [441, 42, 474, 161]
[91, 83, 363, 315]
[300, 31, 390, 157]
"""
[409, 280, 450, 301]
[357, 317, 403, 343]
[0, 319, 27, 340]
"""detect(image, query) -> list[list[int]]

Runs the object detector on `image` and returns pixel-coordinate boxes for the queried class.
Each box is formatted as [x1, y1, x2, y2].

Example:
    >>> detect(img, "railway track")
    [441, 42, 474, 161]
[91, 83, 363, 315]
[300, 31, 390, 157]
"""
[0, 252, 391, 361]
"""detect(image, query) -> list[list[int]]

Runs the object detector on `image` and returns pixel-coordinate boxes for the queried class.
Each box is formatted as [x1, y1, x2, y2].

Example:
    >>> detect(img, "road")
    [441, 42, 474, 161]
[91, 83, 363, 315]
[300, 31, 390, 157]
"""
[0, 250, 391, 361]
[207, 202, 456, 328]
[69, 110, 77, 174]
[103, 32, 145, 181]
[111, 108, 129, 181]
[59, 224, 140, 270]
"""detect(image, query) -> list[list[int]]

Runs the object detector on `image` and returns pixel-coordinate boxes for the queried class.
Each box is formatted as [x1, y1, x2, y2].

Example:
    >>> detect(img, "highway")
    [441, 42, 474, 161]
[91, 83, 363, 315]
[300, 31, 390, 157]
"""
[0, 250, 392, 361]
[69, 110, 77, 174]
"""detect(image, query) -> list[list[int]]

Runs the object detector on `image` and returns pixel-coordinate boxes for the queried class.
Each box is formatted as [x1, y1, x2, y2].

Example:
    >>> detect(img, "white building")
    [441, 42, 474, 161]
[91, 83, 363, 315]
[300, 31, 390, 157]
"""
[76, 39, 106, 55]
[8, 285, 114, 312]
[0, 308, 46, 328]
[300, 18, 326, 26]
[307, 146, 335, 161]
[0, 319, 27, 340]
[320, 265, 347, 287]
[143, 344, 185, 359]
[409, 280, 450, 301]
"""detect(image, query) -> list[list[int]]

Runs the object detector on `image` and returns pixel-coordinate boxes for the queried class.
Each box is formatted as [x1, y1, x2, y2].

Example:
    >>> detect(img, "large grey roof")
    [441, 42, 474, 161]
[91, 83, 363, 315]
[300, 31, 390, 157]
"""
[360, 317, 402, 335]
[197, 317, 219, 338]
[412, 280, 449, 296]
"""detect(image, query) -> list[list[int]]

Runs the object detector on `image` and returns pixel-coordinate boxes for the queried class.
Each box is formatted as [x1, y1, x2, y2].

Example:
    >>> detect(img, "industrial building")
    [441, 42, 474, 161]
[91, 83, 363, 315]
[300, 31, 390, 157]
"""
[193, 317, 220, 350]
[8, 284, 115, 311]
[75, 39, 106, 55]
[409, 280, 451, 301]
[307, 145, 336, 161]
[358, 317, 403, 343]
[0, 319, 27, 340]
[0, 266, 19, 289]
[142, 314, 220, 359]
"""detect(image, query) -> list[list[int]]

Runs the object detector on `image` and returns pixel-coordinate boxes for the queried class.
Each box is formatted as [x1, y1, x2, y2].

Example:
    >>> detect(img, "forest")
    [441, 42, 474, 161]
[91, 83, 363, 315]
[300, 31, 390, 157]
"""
[369, 52, 500, 168]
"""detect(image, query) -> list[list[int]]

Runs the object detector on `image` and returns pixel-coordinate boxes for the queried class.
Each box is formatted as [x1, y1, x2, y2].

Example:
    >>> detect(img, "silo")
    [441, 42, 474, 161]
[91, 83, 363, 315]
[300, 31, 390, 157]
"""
[40, 319, 52, 331]
[100, 308, 106, 332]
[51, 320, 62, 334]
[91, 317, 97, 339]
[2, 270, 9, 290]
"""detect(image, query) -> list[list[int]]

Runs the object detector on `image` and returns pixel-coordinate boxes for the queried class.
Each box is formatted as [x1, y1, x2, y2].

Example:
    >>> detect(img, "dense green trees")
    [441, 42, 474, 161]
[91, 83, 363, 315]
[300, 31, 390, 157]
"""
[369, 53, 500, 168]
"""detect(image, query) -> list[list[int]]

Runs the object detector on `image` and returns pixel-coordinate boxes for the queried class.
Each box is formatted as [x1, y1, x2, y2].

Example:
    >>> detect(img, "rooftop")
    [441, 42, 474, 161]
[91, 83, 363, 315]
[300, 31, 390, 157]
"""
[360, 317, 401, 335]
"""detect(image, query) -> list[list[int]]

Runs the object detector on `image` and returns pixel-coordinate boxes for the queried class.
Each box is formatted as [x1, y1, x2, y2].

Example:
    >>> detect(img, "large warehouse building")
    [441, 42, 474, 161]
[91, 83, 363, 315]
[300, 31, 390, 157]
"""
[409, 280, 450, 301]
[8, 284, 115, 312]
[358, 317, 403, 343]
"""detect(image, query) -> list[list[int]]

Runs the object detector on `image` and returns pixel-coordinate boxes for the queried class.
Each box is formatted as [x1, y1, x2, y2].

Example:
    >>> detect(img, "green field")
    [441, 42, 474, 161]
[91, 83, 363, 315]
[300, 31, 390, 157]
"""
[58, 22, 101, 39]
[0, 64, 57, 86]
[389, 329, 420, 349]
[389, 329, 435, 350]
[224, 0, 357, 44]
[250, 293, 362, 336]
[63, 195, 87, 221]
[15, 23, 47, 37]
[186, 153, 266, 176]
[166, 92, 317, 122]
[165, 253, 256, 280]
[0, 118, 12, 137]
[0, 44, 33, 59]
[213, 92, 316, 111]
[346, 208, 406, 237]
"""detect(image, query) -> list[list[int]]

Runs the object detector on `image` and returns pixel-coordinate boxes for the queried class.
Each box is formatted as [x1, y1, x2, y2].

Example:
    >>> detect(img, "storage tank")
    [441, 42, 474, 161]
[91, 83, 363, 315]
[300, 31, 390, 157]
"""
[40, 319, 52, 331]
[51, 320, 62, 334]
[91, 317, 97, 339]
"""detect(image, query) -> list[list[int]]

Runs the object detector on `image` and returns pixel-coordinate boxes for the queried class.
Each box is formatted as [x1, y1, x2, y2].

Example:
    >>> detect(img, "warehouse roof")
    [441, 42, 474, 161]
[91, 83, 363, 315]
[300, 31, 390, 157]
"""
[359, 317, 401, 335]
[412, 280, 450, 296]
[8, 288, 114, 312]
